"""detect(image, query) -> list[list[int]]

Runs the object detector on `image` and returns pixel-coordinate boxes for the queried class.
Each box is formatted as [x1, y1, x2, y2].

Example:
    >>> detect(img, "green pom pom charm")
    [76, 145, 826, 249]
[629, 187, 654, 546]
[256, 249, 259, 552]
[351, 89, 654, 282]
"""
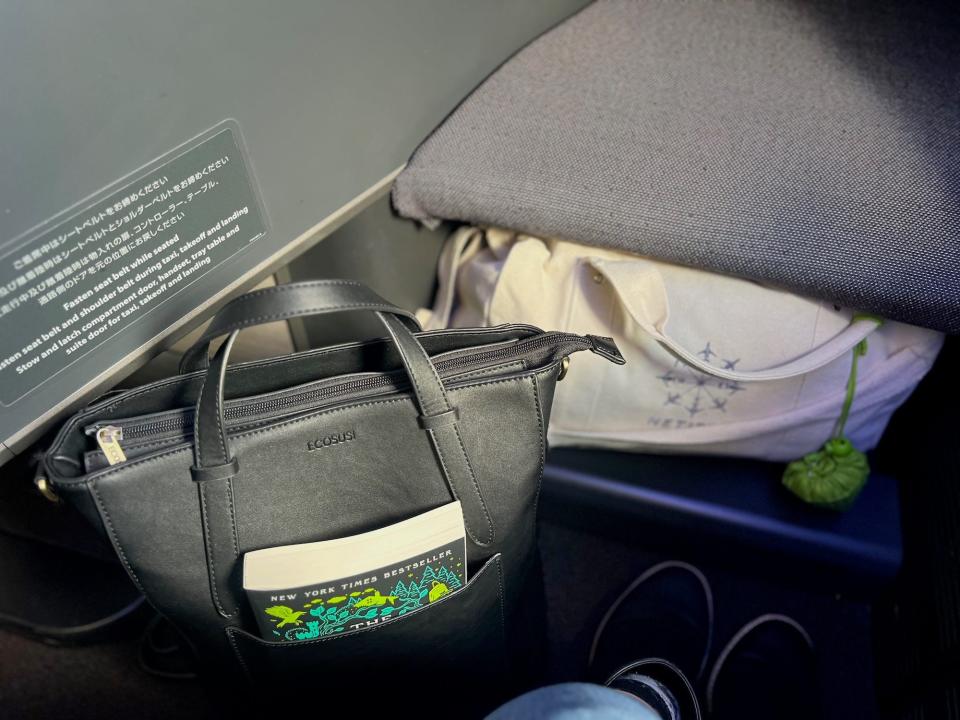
[782, 326, 877, 511]
[782, 437, 869, 511]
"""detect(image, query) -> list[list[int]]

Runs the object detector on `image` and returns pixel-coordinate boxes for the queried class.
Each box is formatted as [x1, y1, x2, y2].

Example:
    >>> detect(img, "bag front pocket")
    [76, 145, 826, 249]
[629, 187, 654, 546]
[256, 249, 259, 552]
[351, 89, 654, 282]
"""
[226, 554, 507, 707]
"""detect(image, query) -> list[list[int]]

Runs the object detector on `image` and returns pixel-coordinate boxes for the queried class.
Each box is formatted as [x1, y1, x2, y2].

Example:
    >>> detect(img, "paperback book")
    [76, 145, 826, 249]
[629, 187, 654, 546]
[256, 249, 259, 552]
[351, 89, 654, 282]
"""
[243, 502, 467, 642]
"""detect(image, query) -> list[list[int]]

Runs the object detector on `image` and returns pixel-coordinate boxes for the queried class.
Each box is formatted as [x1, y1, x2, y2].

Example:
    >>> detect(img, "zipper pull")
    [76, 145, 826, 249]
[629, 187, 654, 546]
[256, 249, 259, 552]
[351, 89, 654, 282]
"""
[586, 335, 626, 365]
[95, 425, 127, 466]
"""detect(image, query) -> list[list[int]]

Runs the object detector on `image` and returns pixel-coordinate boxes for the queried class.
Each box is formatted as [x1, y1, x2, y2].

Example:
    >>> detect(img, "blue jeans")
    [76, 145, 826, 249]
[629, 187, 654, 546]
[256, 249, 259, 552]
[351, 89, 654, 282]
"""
[487, 683, 666, 720]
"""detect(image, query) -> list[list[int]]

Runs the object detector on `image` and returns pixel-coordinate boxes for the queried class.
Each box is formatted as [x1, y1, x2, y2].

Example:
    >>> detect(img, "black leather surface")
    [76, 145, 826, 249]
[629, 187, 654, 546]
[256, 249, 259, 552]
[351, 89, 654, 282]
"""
[41, 280, 619, 691]
[78, 368, 552, 673]
[227, 554, 509, 712]
[188, 283, 492, 618]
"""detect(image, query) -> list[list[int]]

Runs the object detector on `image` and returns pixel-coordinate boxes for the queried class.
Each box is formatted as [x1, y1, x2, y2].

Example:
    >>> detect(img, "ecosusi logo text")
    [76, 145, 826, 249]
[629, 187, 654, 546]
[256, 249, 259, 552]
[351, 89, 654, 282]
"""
[307, 430, 357, 452]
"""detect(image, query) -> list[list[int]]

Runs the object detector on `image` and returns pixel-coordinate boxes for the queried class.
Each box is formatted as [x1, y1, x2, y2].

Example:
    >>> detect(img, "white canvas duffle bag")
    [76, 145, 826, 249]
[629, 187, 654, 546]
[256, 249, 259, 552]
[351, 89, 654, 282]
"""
[419, 227, 944, 462]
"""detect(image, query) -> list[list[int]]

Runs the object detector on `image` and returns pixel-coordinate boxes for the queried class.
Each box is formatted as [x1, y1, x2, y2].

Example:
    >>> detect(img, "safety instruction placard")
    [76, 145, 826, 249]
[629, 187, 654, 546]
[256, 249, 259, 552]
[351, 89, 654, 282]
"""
[0, 126, 266, 405]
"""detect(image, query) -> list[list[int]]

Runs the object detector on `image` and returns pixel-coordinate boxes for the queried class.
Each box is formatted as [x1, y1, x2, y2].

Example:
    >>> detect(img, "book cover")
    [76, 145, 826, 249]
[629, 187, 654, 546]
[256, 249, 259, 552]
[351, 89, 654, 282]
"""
[243, 502, 467, 642]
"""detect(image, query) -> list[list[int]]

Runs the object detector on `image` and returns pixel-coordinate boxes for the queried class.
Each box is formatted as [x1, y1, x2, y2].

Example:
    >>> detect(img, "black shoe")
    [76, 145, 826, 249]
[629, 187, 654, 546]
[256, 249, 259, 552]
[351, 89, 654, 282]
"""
[707, 614, 818, 720]
[588, 561, 714, 718]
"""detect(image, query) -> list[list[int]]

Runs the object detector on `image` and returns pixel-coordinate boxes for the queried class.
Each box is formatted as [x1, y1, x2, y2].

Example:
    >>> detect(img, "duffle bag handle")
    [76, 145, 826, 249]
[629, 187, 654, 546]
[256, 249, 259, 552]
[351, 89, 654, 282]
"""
[589, 257, 881, 383]
[187, 279, 493, 619]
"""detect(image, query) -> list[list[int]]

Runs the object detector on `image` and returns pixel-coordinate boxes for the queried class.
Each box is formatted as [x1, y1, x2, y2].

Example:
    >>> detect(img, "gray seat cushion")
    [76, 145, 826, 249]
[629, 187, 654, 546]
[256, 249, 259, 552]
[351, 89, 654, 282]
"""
[393, 0, 960, 332]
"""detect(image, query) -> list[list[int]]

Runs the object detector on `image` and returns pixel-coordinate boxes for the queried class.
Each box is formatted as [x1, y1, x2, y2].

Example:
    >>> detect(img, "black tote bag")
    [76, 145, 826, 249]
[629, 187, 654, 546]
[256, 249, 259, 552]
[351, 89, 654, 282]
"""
[38, 280, 624, 707]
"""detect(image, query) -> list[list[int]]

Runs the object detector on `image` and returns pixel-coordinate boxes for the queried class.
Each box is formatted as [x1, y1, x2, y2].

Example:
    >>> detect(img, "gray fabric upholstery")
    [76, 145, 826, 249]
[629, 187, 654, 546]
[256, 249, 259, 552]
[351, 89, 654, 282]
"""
[393, 0, 960, 333]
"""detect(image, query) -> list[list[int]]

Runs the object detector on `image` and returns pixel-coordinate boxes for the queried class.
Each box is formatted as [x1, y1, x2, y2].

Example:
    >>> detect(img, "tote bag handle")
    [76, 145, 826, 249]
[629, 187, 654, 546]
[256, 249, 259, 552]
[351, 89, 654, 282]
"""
[420, 227, 485, 330]
[187, 280, 492, 619]
[589, 257, 880, 383]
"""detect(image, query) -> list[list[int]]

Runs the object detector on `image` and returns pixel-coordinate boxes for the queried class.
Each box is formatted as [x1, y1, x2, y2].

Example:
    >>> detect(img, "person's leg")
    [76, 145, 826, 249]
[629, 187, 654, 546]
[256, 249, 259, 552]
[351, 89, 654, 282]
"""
[604, 659, 694, 720]
[487, 682, 667, 720]
[588, 560, 713, 718]
[487, 560, 711, 718]
[486, 562, 820, 718]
